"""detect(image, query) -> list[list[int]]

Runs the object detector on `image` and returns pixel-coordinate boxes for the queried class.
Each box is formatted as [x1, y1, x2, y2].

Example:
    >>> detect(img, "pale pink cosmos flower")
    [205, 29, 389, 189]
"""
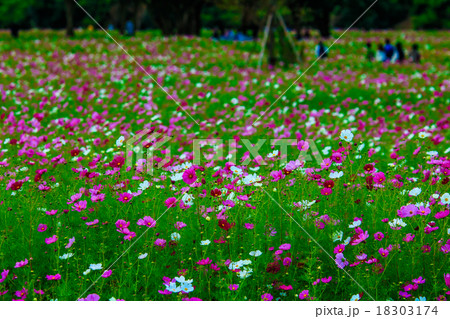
[45, 235, 58, 245]
[14, 259, 28, 268]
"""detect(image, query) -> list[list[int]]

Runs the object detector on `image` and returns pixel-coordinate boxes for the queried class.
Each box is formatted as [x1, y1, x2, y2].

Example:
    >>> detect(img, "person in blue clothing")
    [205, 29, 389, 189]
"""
[315, 41, 328, 59]
[384, 38, 395, 61]
[376, 43, 386, 62]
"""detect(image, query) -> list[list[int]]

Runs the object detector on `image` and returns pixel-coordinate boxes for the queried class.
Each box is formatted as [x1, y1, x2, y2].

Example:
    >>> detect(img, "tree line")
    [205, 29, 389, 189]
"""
[0, 0, 448, 38]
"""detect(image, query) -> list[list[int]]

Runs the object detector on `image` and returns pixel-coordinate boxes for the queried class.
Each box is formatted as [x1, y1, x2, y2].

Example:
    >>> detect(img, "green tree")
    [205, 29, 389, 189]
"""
[0, 0, 34, 37]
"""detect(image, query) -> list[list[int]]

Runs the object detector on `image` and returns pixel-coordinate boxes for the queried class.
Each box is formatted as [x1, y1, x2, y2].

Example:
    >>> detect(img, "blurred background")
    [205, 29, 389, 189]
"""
[0, 0, 448, 39]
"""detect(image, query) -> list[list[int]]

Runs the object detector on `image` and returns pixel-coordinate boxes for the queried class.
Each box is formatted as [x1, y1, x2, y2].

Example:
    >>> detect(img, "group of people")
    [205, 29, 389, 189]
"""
[314, 38, 421, 63]
[367, 39, 421, 63]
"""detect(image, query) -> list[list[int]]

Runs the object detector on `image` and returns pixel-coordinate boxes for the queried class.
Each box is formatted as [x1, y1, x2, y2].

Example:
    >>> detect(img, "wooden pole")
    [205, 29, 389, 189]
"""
[257, 13, 273, 70]
[276, 11, 301, 63]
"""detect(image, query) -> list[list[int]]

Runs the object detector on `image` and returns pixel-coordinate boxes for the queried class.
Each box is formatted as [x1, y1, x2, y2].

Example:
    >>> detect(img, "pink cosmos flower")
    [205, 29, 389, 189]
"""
[34, 289, 44, 295]
[435, 210, 449, 219]
[14, 288, 28, 300]
[413, 277, 426, 284]
[154, 238, 166, 248]
[182, 168, 197, 184]
[283, 257, 292, 266]
[86, 219, 99, 226]
[101, 270, 112, 278]
[37, 224, 47, 232]
[174, 221, 187, 230]
[374, 232, 384, 241]
[197, 257, 212, 265]
[379, 248, 390, 258]
[299, 290, 309, 300]
[117, 193, 133, 203]
[72, 200, 87, 212]
[65, 237, 75, 249]
[46, 274, 61, 281]
[115, 219, 130, 229]
[403, 233, 415, 242]
[321, 276, 332, 283]
[137, 216, 156, 228]
[244, 223, 254, 229]
[321, 158, 332, 170]
[229, 284, 239, 291]
[165, 197, 178, 208]
[13, 258, 28, 268]
[333, 244, 345, 254]
[261, 293, 273, 301]
[45, 235, 58, 245]
[373, 172, 386, 184]
[0, 269, 9, 283]
[279, 243, 291, 250]
[335, 253, 348, 269]
[78, 293, 100, 301]
[321, 187, 333, 196]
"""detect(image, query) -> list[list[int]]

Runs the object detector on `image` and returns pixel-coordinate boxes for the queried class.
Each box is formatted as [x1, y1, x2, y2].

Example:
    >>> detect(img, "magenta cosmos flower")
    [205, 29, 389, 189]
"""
[101, 270, 112, 278]
[261, 293, 273, 301]
[78, 293, 100, 301]
[117, 192, 133, 203]
[182, 168, 197, 185]
[14, 259, 28, 268]
[137, 216, 156, 228]
[37, 224, 47, 232]
[299, 290, 309, 300]
[154, 238, 166, 248]
[115, 219, 130, 229]
[72, 200, 87, 212]
[229, 284, 239, 291]
[321, 187, 333, 196]
[165, 197, 178, 208]
[46, 274, 61, 281]
[45, 235, 58, 245]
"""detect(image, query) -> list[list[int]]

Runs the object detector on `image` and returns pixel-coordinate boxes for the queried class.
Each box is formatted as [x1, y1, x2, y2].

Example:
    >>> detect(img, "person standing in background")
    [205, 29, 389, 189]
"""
[384, 38, 395, 61]
[410, 43, 421, 63]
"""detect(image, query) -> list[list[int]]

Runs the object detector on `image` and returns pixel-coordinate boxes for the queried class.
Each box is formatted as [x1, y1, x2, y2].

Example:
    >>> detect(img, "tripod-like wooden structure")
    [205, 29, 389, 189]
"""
[257, 9, 301, 69]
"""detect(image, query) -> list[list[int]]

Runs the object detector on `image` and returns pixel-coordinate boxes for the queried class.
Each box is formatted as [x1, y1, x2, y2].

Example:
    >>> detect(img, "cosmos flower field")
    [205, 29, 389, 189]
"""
[0, 30, 449, 302]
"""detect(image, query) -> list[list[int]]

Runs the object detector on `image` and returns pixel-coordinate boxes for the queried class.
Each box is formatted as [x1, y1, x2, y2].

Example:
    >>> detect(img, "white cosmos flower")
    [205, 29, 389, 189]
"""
[329, 171, 344, 179]
[138, 253, 148, 259]
[200, 239, 211, 246]
[171, 232, 181, 241]
[230, 166, 243, 175]
[340, 129, 354, 142]
[267, 150, 279, 158]
[418, 132, 429, 139]
[332, 231, 343, 242]
[182, 193, 194, 206]
[115, 136, 125, 147]
[59, 253, 74, 260]
[171, 173, 183, 182]
[249, 250, 262, 257]
[89, 263, 103, 271]
[440, 193, 450, 205]
[348, 220, 361, 228]
[83, 269, 91, 275]
[242, 173, 259, 185]
[409, 187, 422, 197]
[426, 151, 438, 157]
[138, 180, 150, 191]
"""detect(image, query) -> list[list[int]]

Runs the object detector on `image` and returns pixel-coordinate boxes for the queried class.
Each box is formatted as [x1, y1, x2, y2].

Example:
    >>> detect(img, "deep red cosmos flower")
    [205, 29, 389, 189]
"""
[10, 181, 23, 190]
[218, 219, 235, 231]
[210, 188, 222, 197]
[70, 149, 80, 157]
[109, 156, 125, 168]
[323, 180, 334, 188]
